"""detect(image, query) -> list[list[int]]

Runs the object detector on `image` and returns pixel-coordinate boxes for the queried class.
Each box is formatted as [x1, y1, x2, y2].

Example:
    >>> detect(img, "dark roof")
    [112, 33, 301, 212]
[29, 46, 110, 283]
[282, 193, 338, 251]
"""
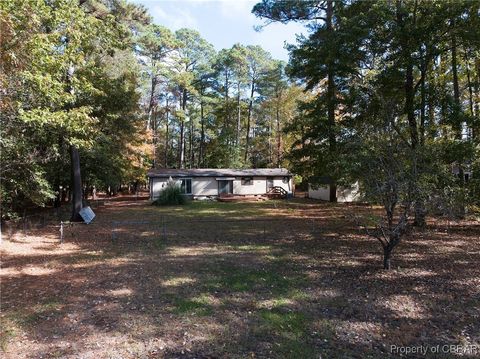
[147, 168, 293, 178]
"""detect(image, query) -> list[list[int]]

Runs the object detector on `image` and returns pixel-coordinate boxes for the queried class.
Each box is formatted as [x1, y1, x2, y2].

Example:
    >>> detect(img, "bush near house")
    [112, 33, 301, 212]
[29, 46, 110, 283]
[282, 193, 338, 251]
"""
[152, 180, 190, 206]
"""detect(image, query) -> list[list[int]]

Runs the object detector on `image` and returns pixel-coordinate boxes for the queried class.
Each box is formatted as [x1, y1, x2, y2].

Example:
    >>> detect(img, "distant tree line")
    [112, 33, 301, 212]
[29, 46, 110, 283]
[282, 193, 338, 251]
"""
[137, 25, 302, 170]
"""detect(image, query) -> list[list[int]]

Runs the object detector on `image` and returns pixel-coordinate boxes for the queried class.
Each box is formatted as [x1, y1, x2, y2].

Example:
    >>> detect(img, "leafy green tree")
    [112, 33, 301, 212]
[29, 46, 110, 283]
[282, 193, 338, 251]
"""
[1, 0, 148, 220]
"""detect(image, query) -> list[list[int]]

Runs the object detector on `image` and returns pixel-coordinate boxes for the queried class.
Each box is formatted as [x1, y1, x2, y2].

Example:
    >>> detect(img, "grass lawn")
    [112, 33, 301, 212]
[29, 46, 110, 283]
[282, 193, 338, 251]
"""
[1, 199, 479, 358]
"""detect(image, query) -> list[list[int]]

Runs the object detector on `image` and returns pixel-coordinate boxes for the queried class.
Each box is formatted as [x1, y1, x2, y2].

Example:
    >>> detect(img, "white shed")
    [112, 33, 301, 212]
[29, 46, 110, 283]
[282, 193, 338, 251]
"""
[308, 181, 362, 202]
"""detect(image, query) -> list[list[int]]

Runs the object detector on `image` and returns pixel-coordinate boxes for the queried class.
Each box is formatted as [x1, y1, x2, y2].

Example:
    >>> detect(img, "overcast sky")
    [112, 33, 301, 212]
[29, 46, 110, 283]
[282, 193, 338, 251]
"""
[131, 0, 306, 61]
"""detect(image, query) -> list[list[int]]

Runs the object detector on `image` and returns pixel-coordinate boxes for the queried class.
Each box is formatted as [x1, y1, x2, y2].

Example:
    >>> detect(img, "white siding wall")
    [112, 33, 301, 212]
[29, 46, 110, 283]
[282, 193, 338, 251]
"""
[234, 177, 292, 195]
[308, 182, 362, 202]
[151, 176, 293, 199]
[233, 177, 267, 195]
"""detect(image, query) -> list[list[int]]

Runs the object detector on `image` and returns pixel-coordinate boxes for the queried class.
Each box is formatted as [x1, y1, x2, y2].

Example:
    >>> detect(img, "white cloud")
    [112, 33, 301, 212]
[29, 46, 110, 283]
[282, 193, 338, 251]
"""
[251, 22, 305, 61]
[150, 3, 199, 30]
[219, 0, 256, 20]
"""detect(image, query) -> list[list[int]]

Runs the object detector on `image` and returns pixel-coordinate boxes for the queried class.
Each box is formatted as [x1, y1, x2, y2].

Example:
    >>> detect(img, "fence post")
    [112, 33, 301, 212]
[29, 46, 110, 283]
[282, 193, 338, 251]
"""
[59, 221, 64, 243]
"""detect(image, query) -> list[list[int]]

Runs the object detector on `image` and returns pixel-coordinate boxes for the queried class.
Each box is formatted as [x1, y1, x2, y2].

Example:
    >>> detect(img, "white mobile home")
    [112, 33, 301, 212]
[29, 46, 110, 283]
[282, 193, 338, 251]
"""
[148, 168, 293, 200]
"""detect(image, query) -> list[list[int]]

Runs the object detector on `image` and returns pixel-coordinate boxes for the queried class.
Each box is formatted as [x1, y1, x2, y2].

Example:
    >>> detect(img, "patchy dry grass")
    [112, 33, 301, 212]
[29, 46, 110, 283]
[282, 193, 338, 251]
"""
[1, 199, 479, 358]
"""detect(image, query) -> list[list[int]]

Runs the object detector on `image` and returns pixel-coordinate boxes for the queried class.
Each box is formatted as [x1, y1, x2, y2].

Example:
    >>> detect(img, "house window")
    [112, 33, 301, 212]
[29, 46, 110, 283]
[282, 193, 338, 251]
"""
[180, 178, 192, 194]
[282, 176, 289, 184]
[218, 180, 233, 194]
[242, 177, 253, 185]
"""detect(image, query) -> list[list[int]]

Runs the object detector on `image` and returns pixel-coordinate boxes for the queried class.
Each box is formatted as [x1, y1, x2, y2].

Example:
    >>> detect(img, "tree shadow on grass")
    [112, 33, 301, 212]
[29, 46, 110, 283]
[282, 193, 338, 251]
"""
[1, 201, 479, 358]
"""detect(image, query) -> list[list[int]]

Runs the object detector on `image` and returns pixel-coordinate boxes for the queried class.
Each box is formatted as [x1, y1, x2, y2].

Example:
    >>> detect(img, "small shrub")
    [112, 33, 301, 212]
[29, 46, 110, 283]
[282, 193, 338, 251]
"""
[152, 179, 190, 206]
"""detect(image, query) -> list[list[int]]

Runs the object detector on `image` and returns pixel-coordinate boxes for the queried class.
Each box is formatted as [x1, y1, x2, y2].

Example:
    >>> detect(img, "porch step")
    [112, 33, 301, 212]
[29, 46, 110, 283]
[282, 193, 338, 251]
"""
[266, 186, 288, 199]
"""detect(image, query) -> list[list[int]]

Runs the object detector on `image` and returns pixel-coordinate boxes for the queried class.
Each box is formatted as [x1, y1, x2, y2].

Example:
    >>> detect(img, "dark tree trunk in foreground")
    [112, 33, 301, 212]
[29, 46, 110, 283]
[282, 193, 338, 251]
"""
[383, 247, 392, 270]
[70, 145, 83, 221]
[396, 1, 425, 226]
[326, 0, 337, 202]
[451, 21, 465, 217]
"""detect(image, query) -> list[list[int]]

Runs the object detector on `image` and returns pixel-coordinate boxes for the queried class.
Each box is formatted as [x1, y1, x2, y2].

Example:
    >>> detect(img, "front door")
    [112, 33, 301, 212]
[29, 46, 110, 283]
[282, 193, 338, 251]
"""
[218, 180, 233, 195]
[266, 177, 274, 192]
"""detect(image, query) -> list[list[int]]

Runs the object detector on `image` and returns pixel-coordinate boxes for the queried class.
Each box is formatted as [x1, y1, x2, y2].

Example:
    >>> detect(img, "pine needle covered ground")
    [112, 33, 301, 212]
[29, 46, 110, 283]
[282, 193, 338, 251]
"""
[1, 199, 479, 358]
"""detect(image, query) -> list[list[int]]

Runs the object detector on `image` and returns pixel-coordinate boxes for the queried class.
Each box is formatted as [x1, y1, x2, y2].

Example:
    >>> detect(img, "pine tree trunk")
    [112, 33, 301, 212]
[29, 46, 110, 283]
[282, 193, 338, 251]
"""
[451, 27, 461, 137]
[451, 25, 465, 217]
[189, 114, 194, 168]
[237, 82, 241, 148]
[147, 77, 157, 130]
[200, 99, 205, 167]
[179, 90, 187, 169]
[464, 50, 475, 120]
[152, 108, 157, 168]
[427, 61, 436, 140]
[268, 117, 273, 164]
[70, 145, 83, 222]
[420, 60, 426, 145]
[244, 81, 255, 162]
[405, 63, 418, 147]
[397, 1, 424, 225]
[164, 97, 169, 168]
[474, 57, 480, 141]
[225, 71, 230, 144]
[276, 97, 281, 167]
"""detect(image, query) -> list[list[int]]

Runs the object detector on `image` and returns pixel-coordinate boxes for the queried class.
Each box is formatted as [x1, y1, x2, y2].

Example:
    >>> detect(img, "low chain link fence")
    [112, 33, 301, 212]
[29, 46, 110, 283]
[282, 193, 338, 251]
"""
[1, 200, 107, 242]
[2, 211, 321, 245]
[109, 216, 321, 244]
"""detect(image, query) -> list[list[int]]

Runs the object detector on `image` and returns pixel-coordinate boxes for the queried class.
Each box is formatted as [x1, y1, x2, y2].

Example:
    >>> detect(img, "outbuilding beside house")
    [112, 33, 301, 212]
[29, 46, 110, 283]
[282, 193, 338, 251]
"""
[308, 177, 362, 202]
[148, 168, 293, 200]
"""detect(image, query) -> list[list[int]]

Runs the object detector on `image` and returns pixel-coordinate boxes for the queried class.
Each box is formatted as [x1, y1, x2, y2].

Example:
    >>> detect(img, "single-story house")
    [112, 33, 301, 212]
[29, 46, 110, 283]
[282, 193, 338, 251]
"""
[308, 177, 362, 202]
[148, 168, 293, 200]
